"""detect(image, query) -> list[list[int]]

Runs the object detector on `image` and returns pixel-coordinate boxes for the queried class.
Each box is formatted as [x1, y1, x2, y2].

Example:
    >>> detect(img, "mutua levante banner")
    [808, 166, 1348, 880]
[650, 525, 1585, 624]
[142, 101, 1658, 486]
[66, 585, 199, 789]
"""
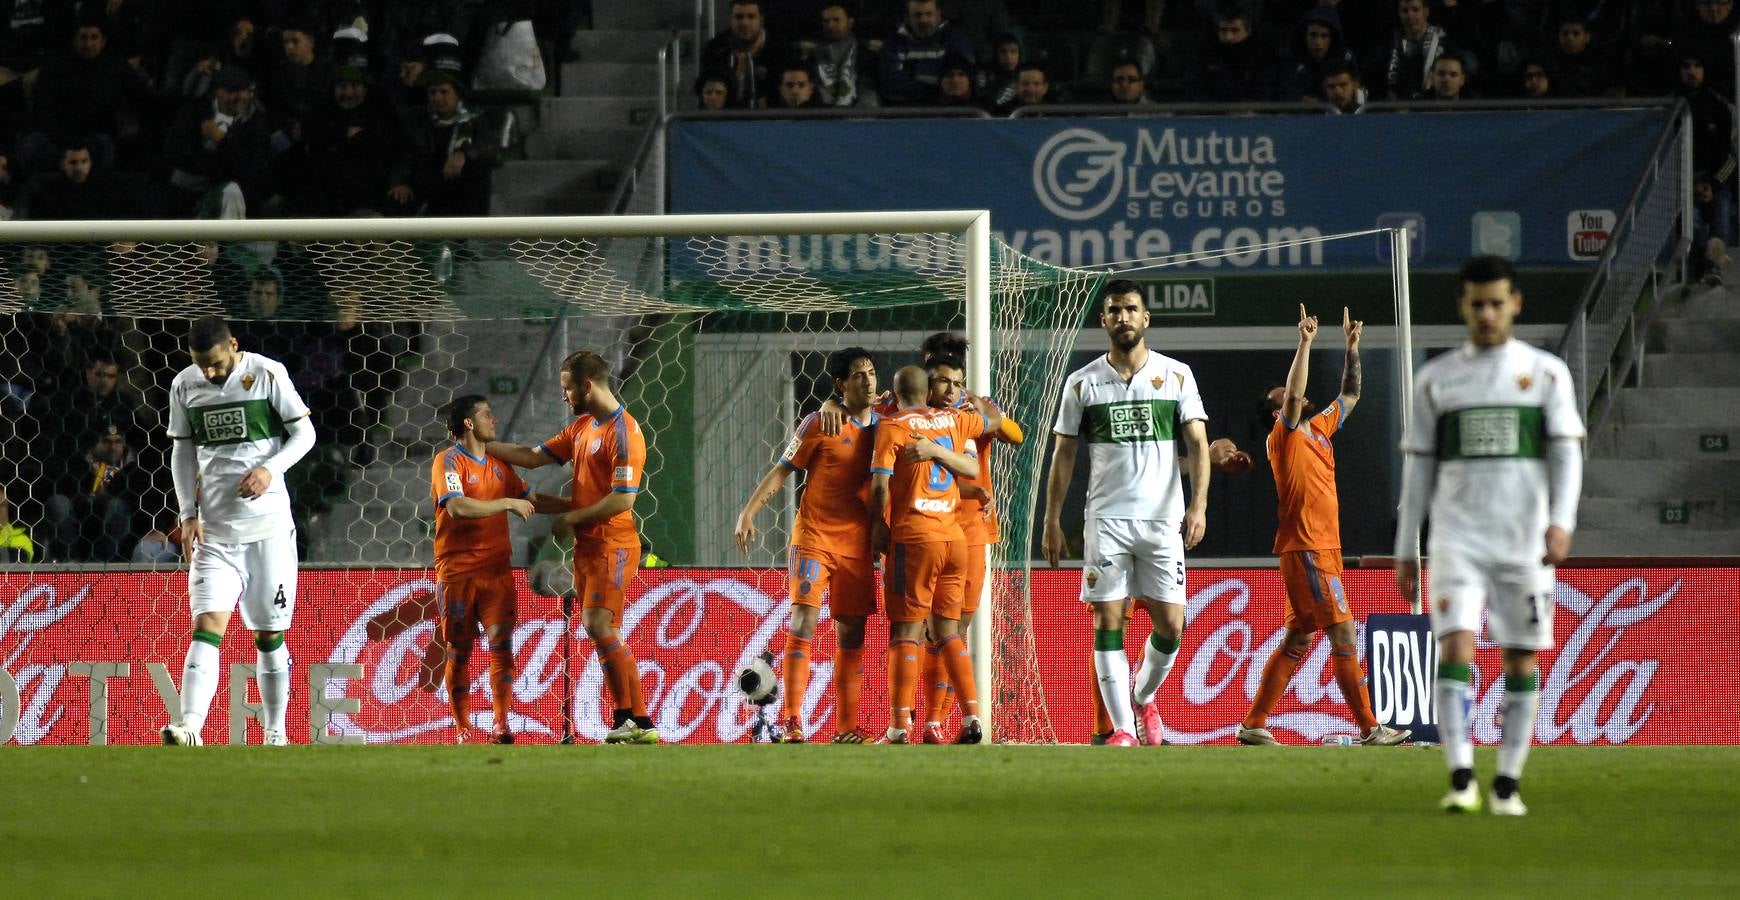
[2, 566, 1729, 745]
[669, 109, 1667, 272]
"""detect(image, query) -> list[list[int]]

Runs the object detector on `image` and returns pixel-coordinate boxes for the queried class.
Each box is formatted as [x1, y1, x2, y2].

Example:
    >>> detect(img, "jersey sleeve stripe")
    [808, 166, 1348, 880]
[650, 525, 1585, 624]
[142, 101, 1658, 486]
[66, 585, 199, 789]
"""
[612, 486, 639, 493]
[614, 416, 629, 461]
[436, 491, 461, 505]
[778, 458, 801, 472]
[870, 466, 894, 475]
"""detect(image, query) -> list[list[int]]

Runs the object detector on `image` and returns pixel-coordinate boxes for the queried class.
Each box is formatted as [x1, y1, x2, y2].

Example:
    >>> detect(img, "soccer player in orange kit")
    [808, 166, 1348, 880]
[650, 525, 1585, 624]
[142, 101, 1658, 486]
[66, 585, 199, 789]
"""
[1237, 305, 1409, 747]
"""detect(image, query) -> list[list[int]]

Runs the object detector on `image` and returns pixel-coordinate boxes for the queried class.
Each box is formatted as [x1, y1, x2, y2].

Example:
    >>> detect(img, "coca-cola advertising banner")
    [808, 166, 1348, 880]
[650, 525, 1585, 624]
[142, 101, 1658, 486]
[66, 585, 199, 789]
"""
[1, 566, 1732, 745]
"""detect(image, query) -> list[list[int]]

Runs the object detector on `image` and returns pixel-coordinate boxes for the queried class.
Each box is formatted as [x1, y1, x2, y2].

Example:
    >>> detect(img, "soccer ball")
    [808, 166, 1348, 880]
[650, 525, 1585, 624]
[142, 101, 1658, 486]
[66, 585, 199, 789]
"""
[528, 559, 574, 598]
[736, 652, 779, 706]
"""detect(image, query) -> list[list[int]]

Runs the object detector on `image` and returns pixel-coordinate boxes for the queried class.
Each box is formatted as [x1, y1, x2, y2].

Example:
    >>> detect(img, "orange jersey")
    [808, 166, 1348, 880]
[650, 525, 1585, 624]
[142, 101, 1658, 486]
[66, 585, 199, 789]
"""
[540, 405, 646, 547]
[872, 407, 990, 544]
[780, 410, 877, 558]
[957, 424, 1001, 545]
[431, 444, 529, 581]
[1266, 400, 1344, 554]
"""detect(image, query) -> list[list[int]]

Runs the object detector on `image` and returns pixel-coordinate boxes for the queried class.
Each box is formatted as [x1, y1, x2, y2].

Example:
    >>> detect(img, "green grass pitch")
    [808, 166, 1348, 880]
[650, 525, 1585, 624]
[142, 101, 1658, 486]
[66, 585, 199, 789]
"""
[4, 745, 1737, 897]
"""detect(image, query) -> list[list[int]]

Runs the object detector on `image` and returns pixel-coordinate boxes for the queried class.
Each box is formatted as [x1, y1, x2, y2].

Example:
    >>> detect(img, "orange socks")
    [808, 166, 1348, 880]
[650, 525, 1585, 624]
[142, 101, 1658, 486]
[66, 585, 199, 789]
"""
[1243, 643, 1307, 730]
[783, 634, 812, 722]
[444, 643, 473, 727]
[598, 638, 646, 718]
[836, 646, 865, 734]
[887, 637, 921, 731]
[1332, 644, 1378, 732]
[938, 634, 977, 719]
[486, 637, 515, 727]
[923, 643, 954, 724]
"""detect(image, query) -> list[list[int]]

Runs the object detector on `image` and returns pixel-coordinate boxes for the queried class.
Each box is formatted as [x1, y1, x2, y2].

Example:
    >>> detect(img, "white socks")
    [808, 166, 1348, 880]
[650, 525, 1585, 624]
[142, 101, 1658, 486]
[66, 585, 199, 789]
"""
[179, 640, 221, 732]
[257, 643, 291, 735]
[1132, 633, 1179, 706]
[1497, 675, 1540, 781]
[1435, 669, 1474, 774]
[1094, 647, 1134, 735]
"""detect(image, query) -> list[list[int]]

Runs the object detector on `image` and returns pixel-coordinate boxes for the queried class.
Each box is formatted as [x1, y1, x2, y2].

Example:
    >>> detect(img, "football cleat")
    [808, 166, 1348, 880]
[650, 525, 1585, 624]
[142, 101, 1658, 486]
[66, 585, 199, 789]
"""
[921, 723, 947, 744]
[1361, 724, 1412, 746]
[629, 723, 661, 745]
[262, 729, 290, 746]
[1090, 731, 1111, 746]
[455, 725, 478, 745]
[874, 727, 909, 745]
[1440, 784, 1483, 814]
[604, 721, 638, 744]
[1133, 689, 1164, 746]
[159, 724, 202, 747]
[954, 718, 983, 745]
[491, 726, 515, 745]
[780, 719, 806, 744]
[1487, 790, 1527, 816]
[830, 729, 868, 745]
[1236, 726, 1280, 746]
[1104, 730, 1139, 747]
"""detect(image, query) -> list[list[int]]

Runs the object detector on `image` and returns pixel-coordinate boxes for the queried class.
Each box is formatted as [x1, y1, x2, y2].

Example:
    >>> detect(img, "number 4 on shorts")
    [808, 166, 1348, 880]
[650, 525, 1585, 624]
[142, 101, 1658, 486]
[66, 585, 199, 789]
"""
[273, 585, 287, 609]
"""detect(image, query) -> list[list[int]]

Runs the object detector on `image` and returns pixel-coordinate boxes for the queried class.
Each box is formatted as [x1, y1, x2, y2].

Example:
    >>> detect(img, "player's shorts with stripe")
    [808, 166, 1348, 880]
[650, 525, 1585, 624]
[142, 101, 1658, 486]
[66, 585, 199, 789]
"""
[962, 542, 989, 616]
[884, 539, 966, 623]
[575, 541, 640, 627]
[1080, 517, 1185, 605]
[1279, 549, 1352, 632]
[788, 545, 877, 618]
[437, 573, 518, 646]
[189, 529, 298, 632]
[1428, 552, 1556, 650]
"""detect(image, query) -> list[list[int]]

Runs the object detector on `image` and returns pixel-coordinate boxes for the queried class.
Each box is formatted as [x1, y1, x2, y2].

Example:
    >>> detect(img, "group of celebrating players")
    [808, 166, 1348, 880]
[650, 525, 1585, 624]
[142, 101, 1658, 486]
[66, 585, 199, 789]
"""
[156, 253, 1582, 815]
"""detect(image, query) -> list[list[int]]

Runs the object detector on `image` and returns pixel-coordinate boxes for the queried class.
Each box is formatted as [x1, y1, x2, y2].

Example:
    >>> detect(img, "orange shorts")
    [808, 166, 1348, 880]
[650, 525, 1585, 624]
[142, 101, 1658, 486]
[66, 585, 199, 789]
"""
[788, 545, 877, 618]
[575, 542, 640, 627]
[1279, 549, 1353, 632]
[438, 573, 518, 646]
[962, 542, 989, 616]
[885, 539, 966, 623]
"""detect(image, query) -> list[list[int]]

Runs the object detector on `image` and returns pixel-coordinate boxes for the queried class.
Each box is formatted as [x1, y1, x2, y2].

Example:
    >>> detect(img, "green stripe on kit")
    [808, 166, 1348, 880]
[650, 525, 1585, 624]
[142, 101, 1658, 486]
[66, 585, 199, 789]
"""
[1505, 671, 1539, 692]
[1150, 633, 1179, 654]
[1095, 629, 1125, 651]
[1436, 406, 1547, 461]
[1082, 399, 1179, 444]
[255, 632, 285, 652]
[193, 629, 223, 648]
[1437, 661, 1471, 683]
[187, 399, 287, 446]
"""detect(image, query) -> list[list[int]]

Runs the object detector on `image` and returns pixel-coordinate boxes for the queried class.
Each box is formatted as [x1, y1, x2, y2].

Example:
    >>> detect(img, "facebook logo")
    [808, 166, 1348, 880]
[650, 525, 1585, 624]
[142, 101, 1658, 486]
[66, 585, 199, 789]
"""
[1376, 213, 1424, 261]
[1471, 211, 1523, 260]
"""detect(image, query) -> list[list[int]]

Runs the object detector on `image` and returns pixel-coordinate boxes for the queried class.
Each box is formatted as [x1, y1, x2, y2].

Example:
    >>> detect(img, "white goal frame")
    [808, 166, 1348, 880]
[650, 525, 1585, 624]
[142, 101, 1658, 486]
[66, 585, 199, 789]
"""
[0, 210, 1001, 739]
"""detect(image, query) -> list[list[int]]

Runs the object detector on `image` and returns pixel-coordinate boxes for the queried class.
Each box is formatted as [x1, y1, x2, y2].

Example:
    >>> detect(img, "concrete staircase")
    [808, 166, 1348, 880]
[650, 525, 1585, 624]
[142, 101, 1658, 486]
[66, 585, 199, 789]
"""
[1577, 284, 1740, 556]
[490, 3, 699, 216]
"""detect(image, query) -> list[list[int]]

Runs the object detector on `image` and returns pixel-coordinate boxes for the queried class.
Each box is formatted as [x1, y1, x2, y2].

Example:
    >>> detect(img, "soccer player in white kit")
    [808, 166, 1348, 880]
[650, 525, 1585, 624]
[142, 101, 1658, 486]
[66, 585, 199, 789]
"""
[1044, 279, 1211, 747]
[160, 317, 316, 746]
[1394, 257, 1584, 815]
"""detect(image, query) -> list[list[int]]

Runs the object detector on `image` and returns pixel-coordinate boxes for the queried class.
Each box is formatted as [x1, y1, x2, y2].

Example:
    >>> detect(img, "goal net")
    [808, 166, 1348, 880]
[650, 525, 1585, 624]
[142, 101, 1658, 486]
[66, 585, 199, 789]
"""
[0, 213, 1103, 745]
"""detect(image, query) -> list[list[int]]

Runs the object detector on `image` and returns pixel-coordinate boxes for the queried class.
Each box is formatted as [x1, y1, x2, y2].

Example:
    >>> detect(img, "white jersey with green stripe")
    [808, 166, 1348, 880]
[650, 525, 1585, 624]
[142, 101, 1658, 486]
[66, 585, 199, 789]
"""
[1053, 350, 1208, 524]
[1402, 340, 1584, 566]
[166, 352, 312, 543]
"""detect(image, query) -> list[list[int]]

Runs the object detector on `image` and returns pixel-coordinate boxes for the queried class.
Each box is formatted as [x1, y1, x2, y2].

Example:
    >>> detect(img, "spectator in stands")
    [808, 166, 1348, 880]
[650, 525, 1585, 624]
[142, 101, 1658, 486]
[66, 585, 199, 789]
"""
[981, 32, 1021, 111]
[1693, 173, 1735, 284]
[177, 15, 265, 102]
[1108, 60, 1157, 104]
[1671, 0, 1739, 101]
[880, 0, 976, 105]
[264, 17, 329, 155]
[162, 64, 271, 218]
[703, 0, 788, 109]
[695, 70, 731, 109]
[773, 60, 824, 108]
[999, 62, 1052, 113]
[1519, 59, 1554, 98]
[1544, 16, 1619, 97]
[26, 140, 132, 219]
[1099, 0, 1166, 36]
[813, 3, 875, 106]
[42, 420, 147, 561]
[0, 0, 67, 75]
[1321, 58, 1367, 113]
[1680, 52, 1736, 250]
[0, 484, 34, 563]
[1191, 6, 1278, 103]
[1418, 52, 1472, 100]
[389, 59, 504, 217]
[1381, 0, 1449, 100]
[1284, 7, 1357, 102]
[22, 17, 152, 174]
[291, 53, 403, 216]
[940, 0, 1015, 67]
[938, 53, 979, 106]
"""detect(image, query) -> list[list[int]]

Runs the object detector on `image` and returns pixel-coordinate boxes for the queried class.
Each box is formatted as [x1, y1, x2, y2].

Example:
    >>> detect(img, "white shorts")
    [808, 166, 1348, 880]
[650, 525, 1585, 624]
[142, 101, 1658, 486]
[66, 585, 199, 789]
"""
[1080, 517, 1186, 605]
[1427, 553, 1555, 650]
[189, 530, 299, 632]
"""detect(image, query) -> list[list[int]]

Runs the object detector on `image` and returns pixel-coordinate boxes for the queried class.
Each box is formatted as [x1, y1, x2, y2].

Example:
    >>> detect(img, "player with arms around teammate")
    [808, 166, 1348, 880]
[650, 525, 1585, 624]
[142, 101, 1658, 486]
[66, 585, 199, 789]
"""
[870, 365, 999, 744]
[1237, 305, 1410, 747]
[1044, 279, 1212, 747]
[734, 347, 881, 744]
[489, 351, 659, 744]
[160, 316, 315, 746]
[1395, 256, 1584, 815]
[431, 395, 559, 744]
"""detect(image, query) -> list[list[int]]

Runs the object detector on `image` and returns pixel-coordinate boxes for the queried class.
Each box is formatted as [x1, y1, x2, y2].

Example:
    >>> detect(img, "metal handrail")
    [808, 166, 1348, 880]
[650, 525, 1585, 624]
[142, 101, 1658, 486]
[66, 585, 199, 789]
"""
[1008, 97, 1676, 118]
[668, 106, 993, 121]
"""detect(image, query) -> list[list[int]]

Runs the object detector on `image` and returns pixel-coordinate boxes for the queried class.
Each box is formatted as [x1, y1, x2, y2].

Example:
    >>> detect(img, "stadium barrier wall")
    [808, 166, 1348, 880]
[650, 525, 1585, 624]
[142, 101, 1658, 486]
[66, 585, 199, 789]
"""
[2, 566, 1732, 745]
